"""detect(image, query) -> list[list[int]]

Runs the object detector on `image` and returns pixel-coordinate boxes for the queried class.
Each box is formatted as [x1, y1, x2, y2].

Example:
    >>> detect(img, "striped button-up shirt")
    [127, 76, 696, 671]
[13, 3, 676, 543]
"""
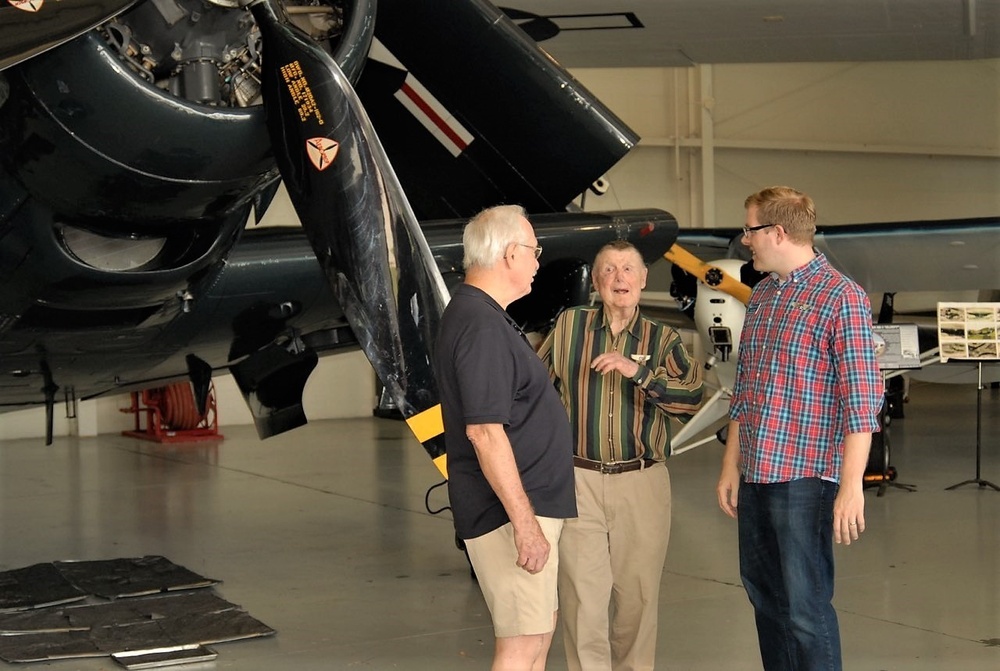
[730, 253, 883, 483]
[538, 306, 703, 462]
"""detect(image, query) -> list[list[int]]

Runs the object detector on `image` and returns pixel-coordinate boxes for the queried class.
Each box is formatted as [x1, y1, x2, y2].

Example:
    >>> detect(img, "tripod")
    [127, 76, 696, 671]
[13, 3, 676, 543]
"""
[945, 362, 1000, 491]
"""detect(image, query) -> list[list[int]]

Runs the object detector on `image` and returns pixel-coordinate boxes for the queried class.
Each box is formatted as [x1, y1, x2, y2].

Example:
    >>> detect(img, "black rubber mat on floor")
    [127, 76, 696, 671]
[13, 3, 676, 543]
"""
[0, 556, 274, 664]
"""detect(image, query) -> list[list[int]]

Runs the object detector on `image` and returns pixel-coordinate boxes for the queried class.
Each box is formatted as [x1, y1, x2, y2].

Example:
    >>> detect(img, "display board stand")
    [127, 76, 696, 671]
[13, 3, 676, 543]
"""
[945, 362, 1000, 491]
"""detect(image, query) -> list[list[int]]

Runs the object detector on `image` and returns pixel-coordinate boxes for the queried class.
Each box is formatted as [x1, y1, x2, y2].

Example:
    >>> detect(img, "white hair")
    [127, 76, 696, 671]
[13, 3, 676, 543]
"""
[462, 204, 527, 270]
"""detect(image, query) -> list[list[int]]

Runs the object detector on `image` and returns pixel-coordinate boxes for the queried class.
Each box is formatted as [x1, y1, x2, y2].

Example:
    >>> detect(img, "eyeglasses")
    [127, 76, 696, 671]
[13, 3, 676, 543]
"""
[516, 243, 543, 259]
[742, 223, 776, 237]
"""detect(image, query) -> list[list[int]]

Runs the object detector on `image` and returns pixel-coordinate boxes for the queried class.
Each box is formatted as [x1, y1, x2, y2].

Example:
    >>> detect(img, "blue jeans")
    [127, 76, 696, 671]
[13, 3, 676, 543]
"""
[738, 478, 842, 671]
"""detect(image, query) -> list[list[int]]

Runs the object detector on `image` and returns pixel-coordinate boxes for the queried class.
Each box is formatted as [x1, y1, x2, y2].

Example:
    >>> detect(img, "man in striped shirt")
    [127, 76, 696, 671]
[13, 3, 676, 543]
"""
[538, 240, 704, 671]
[716, 186, 883, 671]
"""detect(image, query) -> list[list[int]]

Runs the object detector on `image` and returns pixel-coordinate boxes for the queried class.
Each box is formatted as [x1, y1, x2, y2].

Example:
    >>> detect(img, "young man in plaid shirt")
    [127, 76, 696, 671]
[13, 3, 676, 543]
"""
[717, 186, 883, 671]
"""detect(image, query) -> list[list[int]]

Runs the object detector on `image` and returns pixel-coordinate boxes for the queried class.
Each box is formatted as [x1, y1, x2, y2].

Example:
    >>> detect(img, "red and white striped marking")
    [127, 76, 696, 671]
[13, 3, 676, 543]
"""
[369, 39, 474, 158]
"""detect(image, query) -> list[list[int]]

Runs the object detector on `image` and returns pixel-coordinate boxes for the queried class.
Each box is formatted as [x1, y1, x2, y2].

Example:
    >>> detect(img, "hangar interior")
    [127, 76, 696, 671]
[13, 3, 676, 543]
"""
[1, 379, 998, 669]
[1, 1, 999, 669]
[3, 55, 998, 441]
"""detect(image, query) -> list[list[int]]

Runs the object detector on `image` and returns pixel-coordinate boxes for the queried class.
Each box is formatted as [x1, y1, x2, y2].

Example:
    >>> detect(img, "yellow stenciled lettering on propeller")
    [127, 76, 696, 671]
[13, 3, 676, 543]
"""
[279, 61, 325, 126]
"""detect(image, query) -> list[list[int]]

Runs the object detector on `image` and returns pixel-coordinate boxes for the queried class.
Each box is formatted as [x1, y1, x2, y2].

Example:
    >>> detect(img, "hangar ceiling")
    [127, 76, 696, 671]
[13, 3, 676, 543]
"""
[503, 0, 1000, 68]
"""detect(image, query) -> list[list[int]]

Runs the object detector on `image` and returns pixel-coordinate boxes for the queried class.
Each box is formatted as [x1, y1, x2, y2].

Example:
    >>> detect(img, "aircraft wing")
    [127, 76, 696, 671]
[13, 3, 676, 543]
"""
[814, 218, 1000, 294]
[674, 217, 1000, 295]
[356, 0, 636, 220]
[0, 210, 677, 429]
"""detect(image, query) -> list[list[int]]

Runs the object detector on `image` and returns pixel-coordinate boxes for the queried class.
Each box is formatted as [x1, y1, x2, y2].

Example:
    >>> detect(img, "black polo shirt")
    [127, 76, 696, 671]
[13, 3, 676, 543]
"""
[434, 284, 576, 540]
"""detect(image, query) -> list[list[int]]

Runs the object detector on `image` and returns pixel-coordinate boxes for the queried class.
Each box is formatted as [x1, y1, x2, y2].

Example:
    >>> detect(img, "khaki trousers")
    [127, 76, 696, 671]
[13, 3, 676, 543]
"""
[559, 463, 671, 671]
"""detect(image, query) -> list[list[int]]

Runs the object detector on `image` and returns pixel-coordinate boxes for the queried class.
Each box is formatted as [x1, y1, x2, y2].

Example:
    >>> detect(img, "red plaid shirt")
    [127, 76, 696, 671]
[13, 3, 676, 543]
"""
[731, 254, 883, 483]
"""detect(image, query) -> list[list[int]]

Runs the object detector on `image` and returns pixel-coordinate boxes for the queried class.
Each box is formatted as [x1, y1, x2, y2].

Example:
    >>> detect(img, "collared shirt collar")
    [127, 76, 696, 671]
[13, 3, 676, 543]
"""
[456, 283, 526, 337]
[769, 251, 827, 286]
[591, 305, 641, 338]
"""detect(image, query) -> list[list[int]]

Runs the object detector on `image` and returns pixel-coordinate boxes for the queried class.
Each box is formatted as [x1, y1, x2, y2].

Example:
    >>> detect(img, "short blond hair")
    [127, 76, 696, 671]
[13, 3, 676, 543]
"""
[745, 186, 816, 245]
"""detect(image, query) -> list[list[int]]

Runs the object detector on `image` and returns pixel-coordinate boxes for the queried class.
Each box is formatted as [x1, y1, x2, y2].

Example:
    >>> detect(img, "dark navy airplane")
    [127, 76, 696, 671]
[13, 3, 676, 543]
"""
[5, 0, 996, 480]
[0, 0, 681, 472]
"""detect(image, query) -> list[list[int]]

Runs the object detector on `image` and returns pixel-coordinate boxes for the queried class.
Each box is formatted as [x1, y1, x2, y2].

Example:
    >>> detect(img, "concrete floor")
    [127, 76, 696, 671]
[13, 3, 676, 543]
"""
[0, 378, 998, 670]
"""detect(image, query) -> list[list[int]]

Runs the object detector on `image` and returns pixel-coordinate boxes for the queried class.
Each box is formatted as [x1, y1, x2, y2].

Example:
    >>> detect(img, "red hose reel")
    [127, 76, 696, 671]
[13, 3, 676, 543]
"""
[121, 381, 223, 443]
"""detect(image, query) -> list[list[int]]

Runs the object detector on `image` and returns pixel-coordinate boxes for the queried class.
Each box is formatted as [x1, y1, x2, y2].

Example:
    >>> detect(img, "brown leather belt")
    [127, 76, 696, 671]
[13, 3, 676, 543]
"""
[573, 456, 658, 474]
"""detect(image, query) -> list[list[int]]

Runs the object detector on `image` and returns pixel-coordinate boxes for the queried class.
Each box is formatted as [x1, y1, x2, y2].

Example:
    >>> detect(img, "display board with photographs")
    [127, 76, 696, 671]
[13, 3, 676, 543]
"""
[936, 302, 1000, 362]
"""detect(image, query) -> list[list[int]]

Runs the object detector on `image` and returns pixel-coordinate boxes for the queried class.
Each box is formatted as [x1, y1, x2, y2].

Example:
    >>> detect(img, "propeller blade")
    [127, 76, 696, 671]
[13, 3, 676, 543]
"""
[665, 243, 753, 305]
[245, 0, 451, 475]
[0, 0, 140, 71]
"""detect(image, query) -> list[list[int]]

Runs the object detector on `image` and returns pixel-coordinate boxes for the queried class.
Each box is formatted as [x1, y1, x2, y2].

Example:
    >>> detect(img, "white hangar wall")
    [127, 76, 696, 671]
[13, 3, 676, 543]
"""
[572, 58, 1000, 320]
[0, 350, 377, 442]
[3, 59, 997, 440]
[572, 59, 1000, 228]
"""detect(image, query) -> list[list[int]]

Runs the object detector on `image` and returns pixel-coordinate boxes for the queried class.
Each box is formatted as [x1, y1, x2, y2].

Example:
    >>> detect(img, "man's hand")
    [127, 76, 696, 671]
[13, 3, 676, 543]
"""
[466, 423, 550, 571]
[513, 520, 551, 574]
[835, 432, 872, 545]
[591, 352, 639, 378]
[717, 462, 740, 519]
[833, 485, 865, 545]
[717, 420, 741, 519]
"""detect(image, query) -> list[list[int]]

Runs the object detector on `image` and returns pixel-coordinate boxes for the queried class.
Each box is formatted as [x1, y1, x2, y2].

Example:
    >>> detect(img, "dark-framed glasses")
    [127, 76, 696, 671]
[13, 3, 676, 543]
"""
[742, 223, 776, 237]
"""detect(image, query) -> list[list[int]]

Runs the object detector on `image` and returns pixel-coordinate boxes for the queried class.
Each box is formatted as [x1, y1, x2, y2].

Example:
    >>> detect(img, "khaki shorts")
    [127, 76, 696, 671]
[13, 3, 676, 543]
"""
[465, 516, 564, 638]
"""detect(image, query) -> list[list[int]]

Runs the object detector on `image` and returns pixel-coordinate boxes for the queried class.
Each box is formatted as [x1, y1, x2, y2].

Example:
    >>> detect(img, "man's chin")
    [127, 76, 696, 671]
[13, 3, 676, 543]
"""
[603, 296, 638, 308]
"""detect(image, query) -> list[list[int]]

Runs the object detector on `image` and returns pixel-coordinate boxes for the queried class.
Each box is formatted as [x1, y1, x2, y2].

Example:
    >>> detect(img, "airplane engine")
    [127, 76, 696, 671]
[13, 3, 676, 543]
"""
[0, 3, 279, 227]
[0, 0, 365, 435]
[0, 0, 282, 314]
[0, 0, 366, 311]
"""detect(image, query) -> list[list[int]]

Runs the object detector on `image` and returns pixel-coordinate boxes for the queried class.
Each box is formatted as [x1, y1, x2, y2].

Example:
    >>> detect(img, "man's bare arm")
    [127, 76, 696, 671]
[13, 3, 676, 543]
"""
[834, 431, 871, 545]
[466, 423, 550, 573]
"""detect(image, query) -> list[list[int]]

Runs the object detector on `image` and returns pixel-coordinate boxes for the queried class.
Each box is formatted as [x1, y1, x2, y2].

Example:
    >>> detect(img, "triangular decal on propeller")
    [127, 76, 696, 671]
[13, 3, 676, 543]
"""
[305, 138, 339, 172]
[9, 0, 44, 12]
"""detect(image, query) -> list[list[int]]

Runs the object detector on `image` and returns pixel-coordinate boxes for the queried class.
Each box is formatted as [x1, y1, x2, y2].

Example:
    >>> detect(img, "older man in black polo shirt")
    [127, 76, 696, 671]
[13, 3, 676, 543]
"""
[434, 204, 576, 671]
